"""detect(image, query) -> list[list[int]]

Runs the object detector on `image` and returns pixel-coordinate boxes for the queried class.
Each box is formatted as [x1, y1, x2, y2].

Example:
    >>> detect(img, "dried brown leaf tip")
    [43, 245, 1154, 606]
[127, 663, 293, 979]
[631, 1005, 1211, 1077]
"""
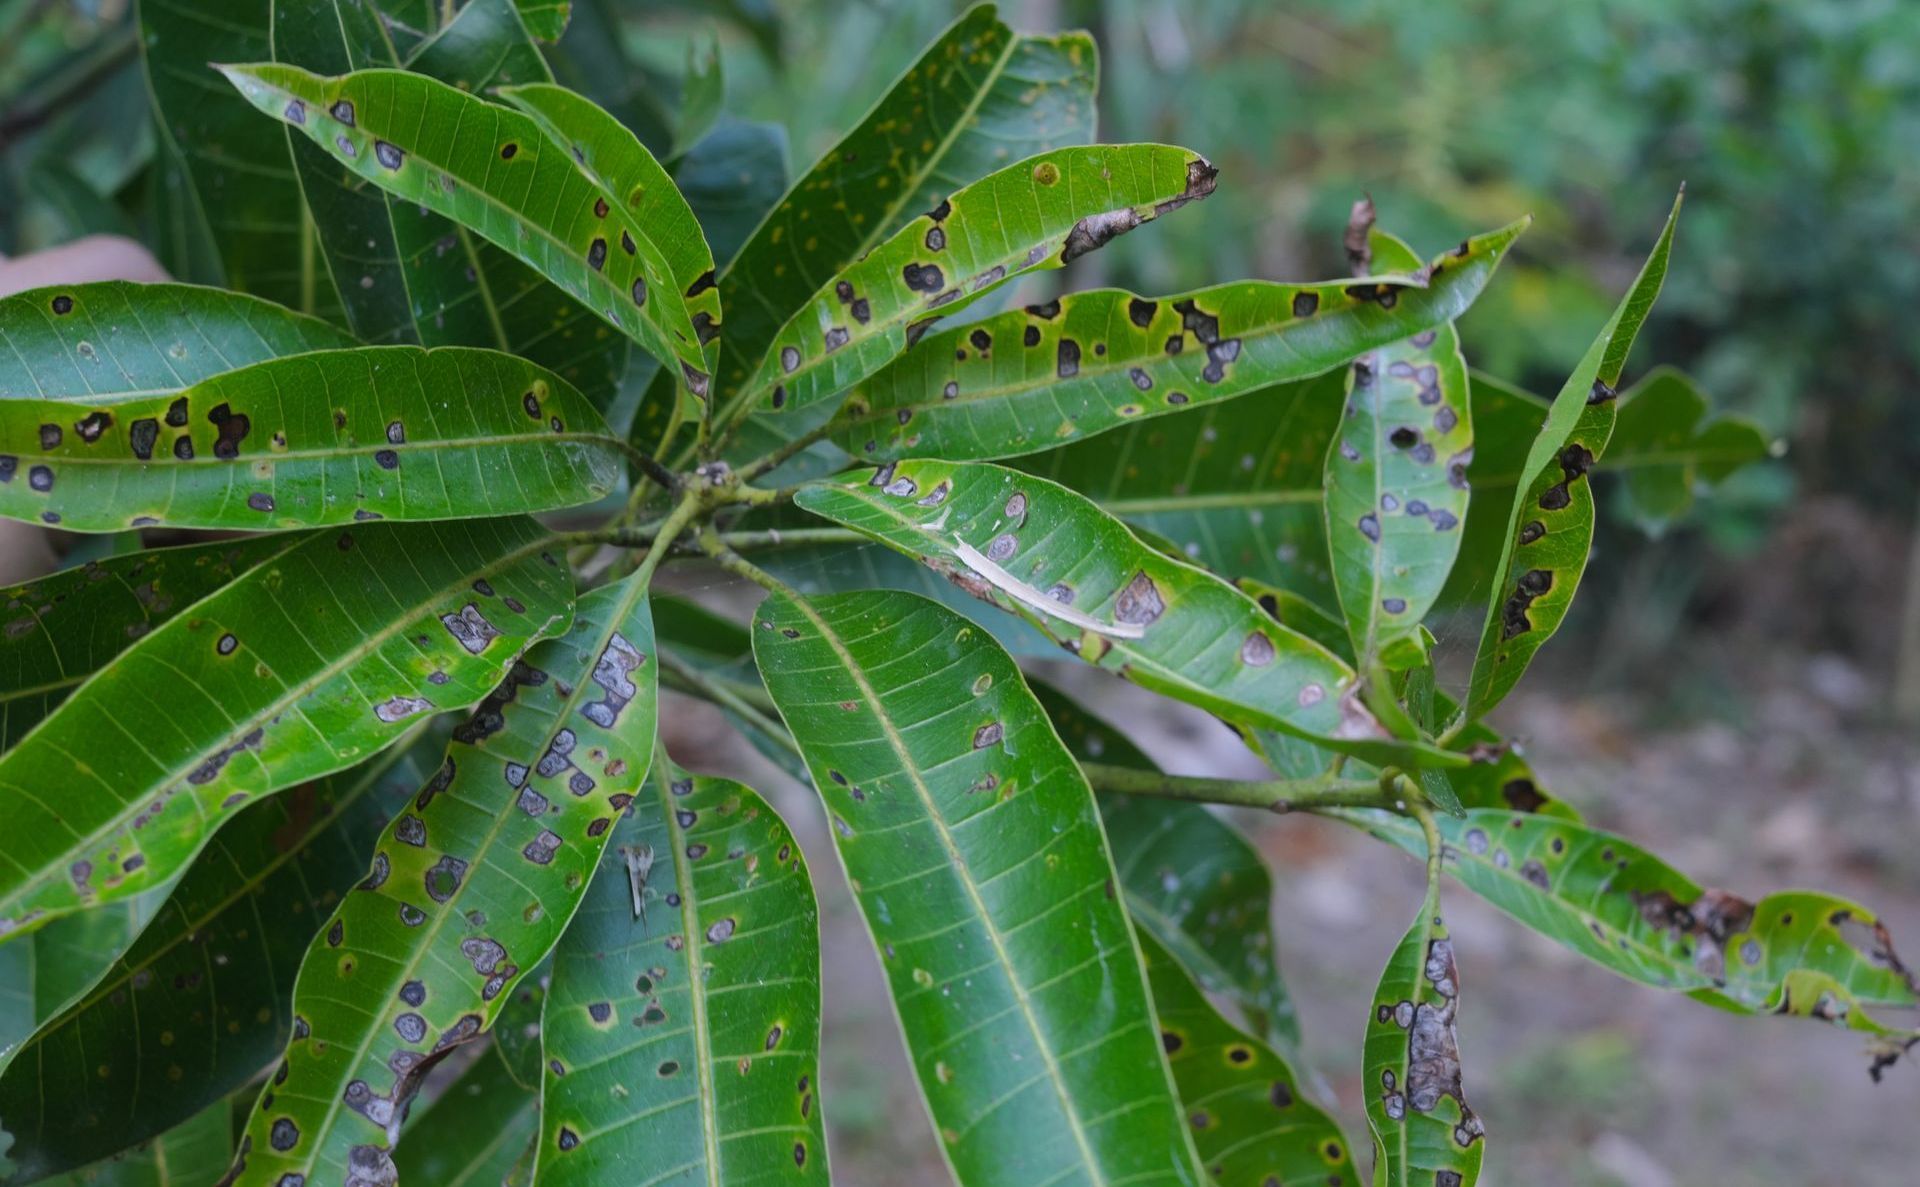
[1345, 194, 1377, 274]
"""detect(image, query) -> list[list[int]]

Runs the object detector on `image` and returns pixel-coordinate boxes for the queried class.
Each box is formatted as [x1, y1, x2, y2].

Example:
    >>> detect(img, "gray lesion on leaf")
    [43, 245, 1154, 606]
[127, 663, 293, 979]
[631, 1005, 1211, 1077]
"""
[1386, 934, 1486, 1149]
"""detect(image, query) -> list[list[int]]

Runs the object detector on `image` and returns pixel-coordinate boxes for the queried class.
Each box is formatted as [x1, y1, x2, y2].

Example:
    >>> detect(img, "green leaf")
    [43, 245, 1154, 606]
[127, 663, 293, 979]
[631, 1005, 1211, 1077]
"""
[24, 161, 136, 241]
[0, 885, 170, 1068]
[32, 1097, 233, 1187]
[516, 0, 572, 42]
[1138, 930, 1359, 1187]
[0, 517, 574, 936]
[1606, 366, 1774, 535]
[1033, 679, 1299, 1050]
[0, 726, 441, 1182]
[712, 4, 1096, 417]
[1441, 719, 1580, 820]
[673, 120, 789, 269]
[1324, 230, 1476, 667]
[753, 588, 1204, 1187]
[1363, 885, 1484, 1187]
[1349, 808, 1920, 1038]
[217, 63, 717, 391]
[1465, 191, 1682, 720]
[0, 281, 354, 402]
[0, 535, 300, 748]
[392, 1046, 538, 1187]
[535, 757, 827, 1183]
[223, 576, 659, 1187]
[491, 956, 551, 1091]
[137, 0, 325, 315]
[0, 346, 624, 532]
[795, 460, 1463, 767]
[832, 220, 1524, 462]
[1019, 373, 1345, 608]
[730, 142, 1218, 422]
[672, 32, 724, 159]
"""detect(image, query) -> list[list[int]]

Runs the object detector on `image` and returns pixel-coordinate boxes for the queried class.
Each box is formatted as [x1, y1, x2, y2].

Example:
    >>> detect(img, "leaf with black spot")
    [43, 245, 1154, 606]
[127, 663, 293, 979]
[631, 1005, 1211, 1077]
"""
[0, 347, 623, 532]
[833, 219, 1524, 462]
[223, 576, 658, 1186]
[535, 757, 826, 1184]
[754, 589, 1206, 1187]
[1465, 191, 1683, 720]
[795, 460, 1464, 768]
[217, 62, 714, 386]
[0, 517, 574, 937]
[0, 723, 444, 1182]
[1139, 929, 1359, 1187]
[1323, 229, 1477, 669]
[730, 142, 1218, 422]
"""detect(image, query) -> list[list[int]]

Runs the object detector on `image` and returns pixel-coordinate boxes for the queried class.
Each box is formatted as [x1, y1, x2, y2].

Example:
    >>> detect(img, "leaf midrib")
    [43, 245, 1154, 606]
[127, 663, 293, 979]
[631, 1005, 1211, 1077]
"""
[0, 530, 562, 918]
[660, 763, 723, 1187]
[780, 591, 1110, 1187]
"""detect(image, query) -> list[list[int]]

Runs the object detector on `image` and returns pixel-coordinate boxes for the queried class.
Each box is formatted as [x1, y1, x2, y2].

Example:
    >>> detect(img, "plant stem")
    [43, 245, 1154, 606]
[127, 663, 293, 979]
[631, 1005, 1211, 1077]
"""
[657, 650, 798, 757]
[697, 527, 791, 596]
[1078, 762, 1397, 813]
[712, 527, 867, 552]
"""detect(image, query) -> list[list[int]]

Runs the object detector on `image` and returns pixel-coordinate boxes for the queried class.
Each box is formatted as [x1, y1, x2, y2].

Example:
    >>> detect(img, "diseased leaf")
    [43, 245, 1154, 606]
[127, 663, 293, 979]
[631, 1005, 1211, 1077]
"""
[832, 220, 1524, 462]
[1324, 230, 1475, 666]
[222, 575, 659, 1187]
[0, 535, 300, 748]
[0, 517, 574, 937]
[1019, 373, 1345, 607]
[1465, 192, 1682, 720]
[1139, 930, 1359, 1187]
[0, 346, 623, 532]
[1363, 886, 1484, 1187]
[218, 63, 716, 390]
[0, 281, 354, 402]
[535, 758, 827, 1183]
[732, 143, 1218, 421]
[1348, 808, 1920, 1039]
[713, 5, 1096, 414]
[34, 1096, 232, 1187]
[138, 0, 326, 314]
[392, 1046, 538, 1187]
[795, 460, 1463, 767]
[1034, 679, 1299, 1049]
[0, 727, 441, 1182]
[753, 589, 1204, 1187]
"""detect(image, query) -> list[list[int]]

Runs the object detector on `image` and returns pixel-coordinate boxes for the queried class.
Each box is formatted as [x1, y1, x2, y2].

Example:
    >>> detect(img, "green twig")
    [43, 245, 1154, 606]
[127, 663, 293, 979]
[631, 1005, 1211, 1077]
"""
[1078, 762, 1397, 814]
[657, 650, 798, 757]
[711, 527, 867, 553]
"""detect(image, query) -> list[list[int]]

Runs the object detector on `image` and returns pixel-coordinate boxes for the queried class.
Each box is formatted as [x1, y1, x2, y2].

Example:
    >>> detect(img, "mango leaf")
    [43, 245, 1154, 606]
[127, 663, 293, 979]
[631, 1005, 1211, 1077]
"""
[794, 460, 1463, 768]
[729, 142, 1217, 423]
[672, 32, 724, 159]
[0, 885, 170, 1068]
[491, 956, 551, 1091]
[517, 0, 571, 42]
[272, 0, 625, 414]
[1440, 368, 1770, 610]
[1019, 373, 1345, 608]
[0, 726, 440, 1182]
[1440, 719, 1580, 821]
[832, 220, 1524, 462]
[1605, 366, 1774, 535]
[0, 345, 624, 532]
[753, 589, 1205, 1187]
[222, 576, 659, 1187]
[1139, 930, 1359, 1187]
[535, 757, 827, 1183]
[1033, 679, 1299, 1049]
[673, 119, 789, 269]
[217, 63, 716, 392]
[32, 1097, 233, 1187]
[1348, 808, 1920, 1041]
[392, 1045, 539, 1187]
[138, 0, 325, 314]
[1363, 884, 1484, 1187]
[0, 534, 300, 748]
[712, 4, 1096, 414]
[0, 281, 354, 402]
[1324, 230, 1475, 667]
[1464, 192, 1682, 720]
[0, 517, 574, 937]
[23, 160, 136, 241]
